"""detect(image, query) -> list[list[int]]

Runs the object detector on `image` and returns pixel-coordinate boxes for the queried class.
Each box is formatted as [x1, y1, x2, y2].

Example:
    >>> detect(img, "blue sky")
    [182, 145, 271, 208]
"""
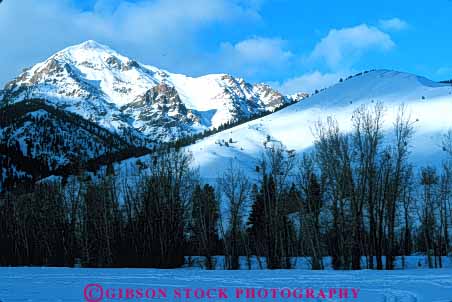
[0, 0, 451, 93]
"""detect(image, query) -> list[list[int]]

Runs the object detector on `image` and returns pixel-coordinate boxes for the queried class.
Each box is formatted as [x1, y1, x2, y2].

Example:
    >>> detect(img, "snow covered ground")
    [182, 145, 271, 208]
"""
[184, 256, 452, 271]
[1, 266, 452, 302]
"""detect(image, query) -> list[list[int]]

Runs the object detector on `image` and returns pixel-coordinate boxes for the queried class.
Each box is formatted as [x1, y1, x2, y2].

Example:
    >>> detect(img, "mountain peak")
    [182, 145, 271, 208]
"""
[51, 40, 127, 64]
[69, 40, 112, 51]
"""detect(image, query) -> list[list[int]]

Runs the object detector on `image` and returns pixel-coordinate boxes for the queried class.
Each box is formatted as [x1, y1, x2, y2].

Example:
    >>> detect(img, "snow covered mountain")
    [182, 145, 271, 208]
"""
[1, 40, 304, 142]
[180, 70, 452, 180]
[8, 68, 452, 192]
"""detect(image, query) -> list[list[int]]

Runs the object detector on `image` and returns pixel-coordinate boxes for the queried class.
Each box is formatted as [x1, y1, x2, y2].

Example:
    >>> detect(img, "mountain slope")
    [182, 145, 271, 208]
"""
[1, 40, 305, 142]
[182, 70, 452, 180]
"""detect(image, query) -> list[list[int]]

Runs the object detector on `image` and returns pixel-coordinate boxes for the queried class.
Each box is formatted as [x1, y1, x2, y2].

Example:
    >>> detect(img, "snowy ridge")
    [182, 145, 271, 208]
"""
[180, 70, 452, 180]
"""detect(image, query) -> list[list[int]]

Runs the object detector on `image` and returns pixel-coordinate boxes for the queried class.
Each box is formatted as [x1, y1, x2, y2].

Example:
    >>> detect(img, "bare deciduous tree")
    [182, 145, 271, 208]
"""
[219, 161, 250, 270]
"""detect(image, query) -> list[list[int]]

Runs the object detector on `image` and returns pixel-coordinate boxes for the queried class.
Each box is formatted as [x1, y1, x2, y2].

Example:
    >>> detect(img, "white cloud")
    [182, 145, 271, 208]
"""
[218, 37, 293, 75]
[0, 0, 262, 86]
[273, 71, 346, 95]
[309, 24, 395, 69]
[379, 18, 409, 32]
[277, 24, 398, 96]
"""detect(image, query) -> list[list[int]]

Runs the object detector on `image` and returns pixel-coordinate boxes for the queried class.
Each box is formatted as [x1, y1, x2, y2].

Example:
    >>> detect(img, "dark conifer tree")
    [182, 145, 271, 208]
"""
[247, 184, 266, 257]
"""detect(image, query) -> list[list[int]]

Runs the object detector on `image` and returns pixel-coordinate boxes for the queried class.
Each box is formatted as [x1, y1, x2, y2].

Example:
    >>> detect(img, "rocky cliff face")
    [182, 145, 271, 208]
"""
[122, 83, 202, 140]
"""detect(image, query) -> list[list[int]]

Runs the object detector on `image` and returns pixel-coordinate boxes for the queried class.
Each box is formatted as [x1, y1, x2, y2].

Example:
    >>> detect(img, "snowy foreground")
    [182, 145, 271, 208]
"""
[1, 267, 452, 302]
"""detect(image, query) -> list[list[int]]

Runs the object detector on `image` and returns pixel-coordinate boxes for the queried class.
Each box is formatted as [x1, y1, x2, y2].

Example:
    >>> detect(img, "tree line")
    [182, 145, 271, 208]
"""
[1, 102, 452, 270]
